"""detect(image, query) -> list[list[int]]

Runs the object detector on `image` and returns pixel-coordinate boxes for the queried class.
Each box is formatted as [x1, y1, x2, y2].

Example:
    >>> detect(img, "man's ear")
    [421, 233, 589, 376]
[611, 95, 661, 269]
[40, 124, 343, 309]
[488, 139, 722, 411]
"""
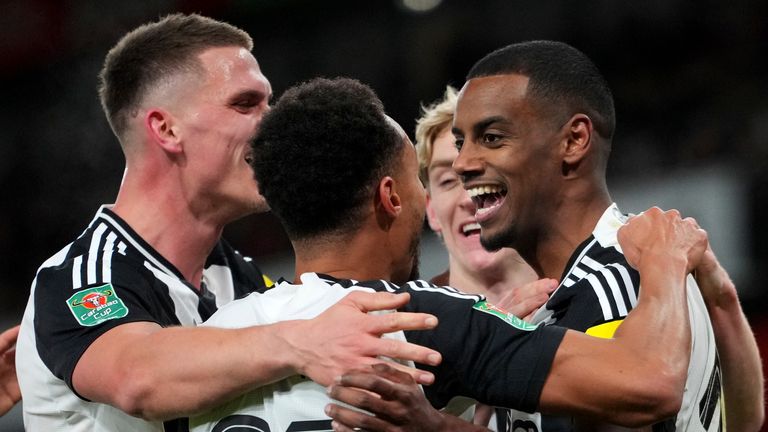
[145, 109, 183, 154]
[377, 176, 402, 220]
[425, 193, 442, 234]
[561, 114, 593, 174]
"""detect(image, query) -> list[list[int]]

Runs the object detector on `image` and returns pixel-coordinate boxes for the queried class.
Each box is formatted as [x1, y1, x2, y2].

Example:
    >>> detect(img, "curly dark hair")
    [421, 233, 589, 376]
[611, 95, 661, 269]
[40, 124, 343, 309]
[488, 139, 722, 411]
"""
[252, 77, 403, 240]
[468, 40, 616, 140]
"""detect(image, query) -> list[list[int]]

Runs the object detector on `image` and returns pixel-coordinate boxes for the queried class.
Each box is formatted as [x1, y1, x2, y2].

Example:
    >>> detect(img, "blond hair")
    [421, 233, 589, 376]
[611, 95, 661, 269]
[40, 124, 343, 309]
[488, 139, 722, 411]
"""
[414, 86, 458, 188]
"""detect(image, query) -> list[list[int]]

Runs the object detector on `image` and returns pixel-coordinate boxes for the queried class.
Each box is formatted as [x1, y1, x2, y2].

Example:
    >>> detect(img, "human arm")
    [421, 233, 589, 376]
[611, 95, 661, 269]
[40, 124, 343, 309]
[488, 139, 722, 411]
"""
[72, 291, 441, 420]
[328, 209, 705, 428]
[0, 325, 20, 416]
[326, 363, 491, 432]
[694, 245, 764, 431]
[538, 208, 706, 426]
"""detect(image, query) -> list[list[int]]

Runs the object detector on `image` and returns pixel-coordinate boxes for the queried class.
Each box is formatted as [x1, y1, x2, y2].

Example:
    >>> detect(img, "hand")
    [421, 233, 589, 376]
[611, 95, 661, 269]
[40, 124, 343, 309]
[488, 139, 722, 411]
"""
[618, 207, 708, 273]
[693, 245, 736, 309]
[326, 363, 489, 432]
[496, 278, 557, 321]
[0, 325, 21, 416]
[286, 291, 442, 387]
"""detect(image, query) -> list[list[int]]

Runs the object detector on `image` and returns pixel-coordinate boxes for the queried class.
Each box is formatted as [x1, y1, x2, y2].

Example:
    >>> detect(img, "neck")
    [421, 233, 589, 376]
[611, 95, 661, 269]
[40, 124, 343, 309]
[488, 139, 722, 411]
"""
[112, 166, 224, 289]
[293, 222, 402, 284]
[523, 187, 612, 282]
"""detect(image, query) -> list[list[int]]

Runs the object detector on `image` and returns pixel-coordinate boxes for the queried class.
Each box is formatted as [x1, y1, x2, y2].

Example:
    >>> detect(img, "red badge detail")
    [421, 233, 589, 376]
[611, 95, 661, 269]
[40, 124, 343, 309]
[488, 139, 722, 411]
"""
[81, 292, 107, 309]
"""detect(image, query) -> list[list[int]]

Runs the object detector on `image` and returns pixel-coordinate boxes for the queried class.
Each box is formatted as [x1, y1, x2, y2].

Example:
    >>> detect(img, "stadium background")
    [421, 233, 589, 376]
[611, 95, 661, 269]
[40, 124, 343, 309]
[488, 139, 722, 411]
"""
[0, 0, 765, 429]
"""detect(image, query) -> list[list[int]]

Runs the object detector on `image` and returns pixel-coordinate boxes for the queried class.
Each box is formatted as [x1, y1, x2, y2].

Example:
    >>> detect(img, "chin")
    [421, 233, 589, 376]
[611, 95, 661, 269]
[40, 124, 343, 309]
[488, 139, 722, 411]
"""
[479, 231, 512, 252]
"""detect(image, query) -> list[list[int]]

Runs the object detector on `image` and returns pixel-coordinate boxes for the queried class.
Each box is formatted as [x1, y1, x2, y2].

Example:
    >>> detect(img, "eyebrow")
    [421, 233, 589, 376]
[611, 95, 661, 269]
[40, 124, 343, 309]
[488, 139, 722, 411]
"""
[452, 115, 506, 137]
[229, 89, 271, 103]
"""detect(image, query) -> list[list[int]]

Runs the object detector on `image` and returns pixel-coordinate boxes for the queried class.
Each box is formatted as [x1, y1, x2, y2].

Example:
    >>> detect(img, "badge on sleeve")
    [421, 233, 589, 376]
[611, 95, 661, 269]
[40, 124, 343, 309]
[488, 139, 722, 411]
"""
[473, 300, 539, 331]
[66, 284, 129, 327]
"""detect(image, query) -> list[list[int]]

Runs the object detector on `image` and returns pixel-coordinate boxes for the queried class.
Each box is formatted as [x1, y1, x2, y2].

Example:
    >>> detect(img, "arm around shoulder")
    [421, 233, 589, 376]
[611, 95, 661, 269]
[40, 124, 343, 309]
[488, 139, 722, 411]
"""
[538, 208, 707, 426]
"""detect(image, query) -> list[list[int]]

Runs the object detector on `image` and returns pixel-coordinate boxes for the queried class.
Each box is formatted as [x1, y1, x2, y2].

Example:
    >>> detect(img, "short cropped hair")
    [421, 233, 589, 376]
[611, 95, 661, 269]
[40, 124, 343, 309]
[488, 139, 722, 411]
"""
[252, 77, 403, 240]
[468, 40, 616, 140]
[415, 86, 458, 188]
[98, 13, 253, 138]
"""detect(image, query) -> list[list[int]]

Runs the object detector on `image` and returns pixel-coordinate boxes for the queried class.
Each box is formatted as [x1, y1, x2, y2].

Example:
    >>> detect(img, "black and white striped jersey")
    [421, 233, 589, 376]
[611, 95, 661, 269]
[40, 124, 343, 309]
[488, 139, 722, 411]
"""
[190, 272, 567, 432]
[16, 206, 269, 432]
[504, 204, 724, 432]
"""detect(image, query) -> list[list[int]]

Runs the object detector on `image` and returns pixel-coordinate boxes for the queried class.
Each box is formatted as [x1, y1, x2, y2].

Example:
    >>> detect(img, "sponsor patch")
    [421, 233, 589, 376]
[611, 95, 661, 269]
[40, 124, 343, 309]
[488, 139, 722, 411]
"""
[472, 300, 538, 331]
[67, 284, 129, 327]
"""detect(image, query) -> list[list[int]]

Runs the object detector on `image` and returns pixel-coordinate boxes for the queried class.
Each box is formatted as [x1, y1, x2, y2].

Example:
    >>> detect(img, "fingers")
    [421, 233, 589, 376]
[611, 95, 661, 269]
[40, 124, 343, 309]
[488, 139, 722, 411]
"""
[366, 310, 438, 334]
[619, 207, 709, 272]
[366, 361, 432, 386]
[0, 325, 20, 353]
[369, 363, 415, 385]
[327, 367, 413, 425]
[334, 364, 414, 401]
[343, 291, 411, 313]
[499, 278, 556, 319]
[327, 403, 390, 432]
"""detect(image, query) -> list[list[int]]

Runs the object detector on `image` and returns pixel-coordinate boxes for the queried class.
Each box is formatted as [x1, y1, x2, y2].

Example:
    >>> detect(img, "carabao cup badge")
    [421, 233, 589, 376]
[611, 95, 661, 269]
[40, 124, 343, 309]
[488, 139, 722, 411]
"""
[67, 284, 129, 327]
[472, 300, 539, 331]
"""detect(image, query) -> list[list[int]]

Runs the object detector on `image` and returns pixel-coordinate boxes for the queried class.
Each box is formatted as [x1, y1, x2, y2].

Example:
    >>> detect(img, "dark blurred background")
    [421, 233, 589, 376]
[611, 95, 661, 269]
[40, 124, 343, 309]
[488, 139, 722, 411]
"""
[1, 0, 766, 429]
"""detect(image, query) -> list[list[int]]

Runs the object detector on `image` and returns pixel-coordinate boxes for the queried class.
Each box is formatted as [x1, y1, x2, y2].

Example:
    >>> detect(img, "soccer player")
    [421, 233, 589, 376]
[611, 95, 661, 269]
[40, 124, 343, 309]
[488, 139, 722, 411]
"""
[15, 14, 440, 431]
[448, 41, 762, 431]
[330, 41, 764, 432]
[416, 85, 555, 427]
[189, 77, 707, 432]
[416, 85, 555, 318]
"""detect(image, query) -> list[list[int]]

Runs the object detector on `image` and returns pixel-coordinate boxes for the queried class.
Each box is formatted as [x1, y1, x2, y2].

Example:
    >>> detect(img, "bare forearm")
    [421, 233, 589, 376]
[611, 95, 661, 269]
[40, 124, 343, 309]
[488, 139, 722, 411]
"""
[707, 291, 765, 431]
[541, 255, 691, 425]
[76, 323, 300, 420]
[75, 292, 441, 421]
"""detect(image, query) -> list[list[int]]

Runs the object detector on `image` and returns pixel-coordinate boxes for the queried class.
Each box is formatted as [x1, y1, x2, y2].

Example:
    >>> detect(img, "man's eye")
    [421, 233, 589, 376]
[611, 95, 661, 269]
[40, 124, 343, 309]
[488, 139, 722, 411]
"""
[482, 133, 500, 144]
[454, 138, 464, 151]
[439, 177, 456, 188]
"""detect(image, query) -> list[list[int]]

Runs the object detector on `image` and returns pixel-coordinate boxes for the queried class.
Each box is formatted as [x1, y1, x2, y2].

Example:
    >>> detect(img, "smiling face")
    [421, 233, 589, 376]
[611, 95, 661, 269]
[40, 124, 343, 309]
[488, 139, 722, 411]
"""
[452, 74, 564, 253]
[426, 126, 525, 274]
[174, 46, 272, 221]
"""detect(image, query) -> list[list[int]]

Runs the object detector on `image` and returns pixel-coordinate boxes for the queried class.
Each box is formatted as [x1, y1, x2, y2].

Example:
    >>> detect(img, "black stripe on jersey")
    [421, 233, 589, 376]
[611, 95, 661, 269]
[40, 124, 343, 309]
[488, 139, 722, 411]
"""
[699, 355, 722, 429]
[197, 282, 219, 322]
[286, 420, 333, 431]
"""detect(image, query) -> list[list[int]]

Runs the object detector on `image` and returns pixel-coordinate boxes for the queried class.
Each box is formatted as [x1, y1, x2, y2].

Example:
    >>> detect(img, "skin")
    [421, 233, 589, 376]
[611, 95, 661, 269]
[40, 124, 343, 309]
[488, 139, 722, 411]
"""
[326, 75, 708, 429]
[426, 125, 555, 425]
[327, 203, 706, 430]
[452, 74, 610, 279]
[695, 246, 764, 431]
[0, 325, 20, 416]
[69, 46, 441, 421]
[425, 127, 556, 317]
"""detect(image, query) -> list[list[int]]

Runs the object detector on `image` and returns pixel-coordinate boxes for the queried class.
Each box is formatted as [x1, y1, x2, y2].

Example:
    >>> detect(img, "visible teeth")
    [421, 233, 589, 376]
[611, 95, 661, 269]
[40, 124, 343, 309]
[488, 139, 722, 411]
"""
[467, 185, 503, 197]
[462, 222, 481, 234]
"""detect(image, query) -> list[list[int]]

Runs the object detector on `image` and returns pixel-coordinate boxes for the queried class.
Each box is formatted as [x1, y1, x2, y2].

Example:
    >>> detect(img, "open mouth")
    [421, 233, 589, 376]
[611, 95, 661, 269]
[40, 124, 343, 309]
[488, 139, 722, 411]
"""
[461, 222, 481, 237]
[467, 185, 507, 217]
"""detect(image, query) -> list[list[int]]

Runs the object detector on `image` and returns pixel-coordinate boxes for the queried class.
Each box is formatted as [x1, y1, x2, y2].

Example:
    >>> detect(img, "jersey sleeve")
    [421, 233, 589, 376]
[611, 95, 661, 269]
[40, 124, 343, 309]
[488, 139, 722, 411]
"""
[554, 261, 640, 334]
[398, 281, 566, 413]
[33, 253, 177, 395]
